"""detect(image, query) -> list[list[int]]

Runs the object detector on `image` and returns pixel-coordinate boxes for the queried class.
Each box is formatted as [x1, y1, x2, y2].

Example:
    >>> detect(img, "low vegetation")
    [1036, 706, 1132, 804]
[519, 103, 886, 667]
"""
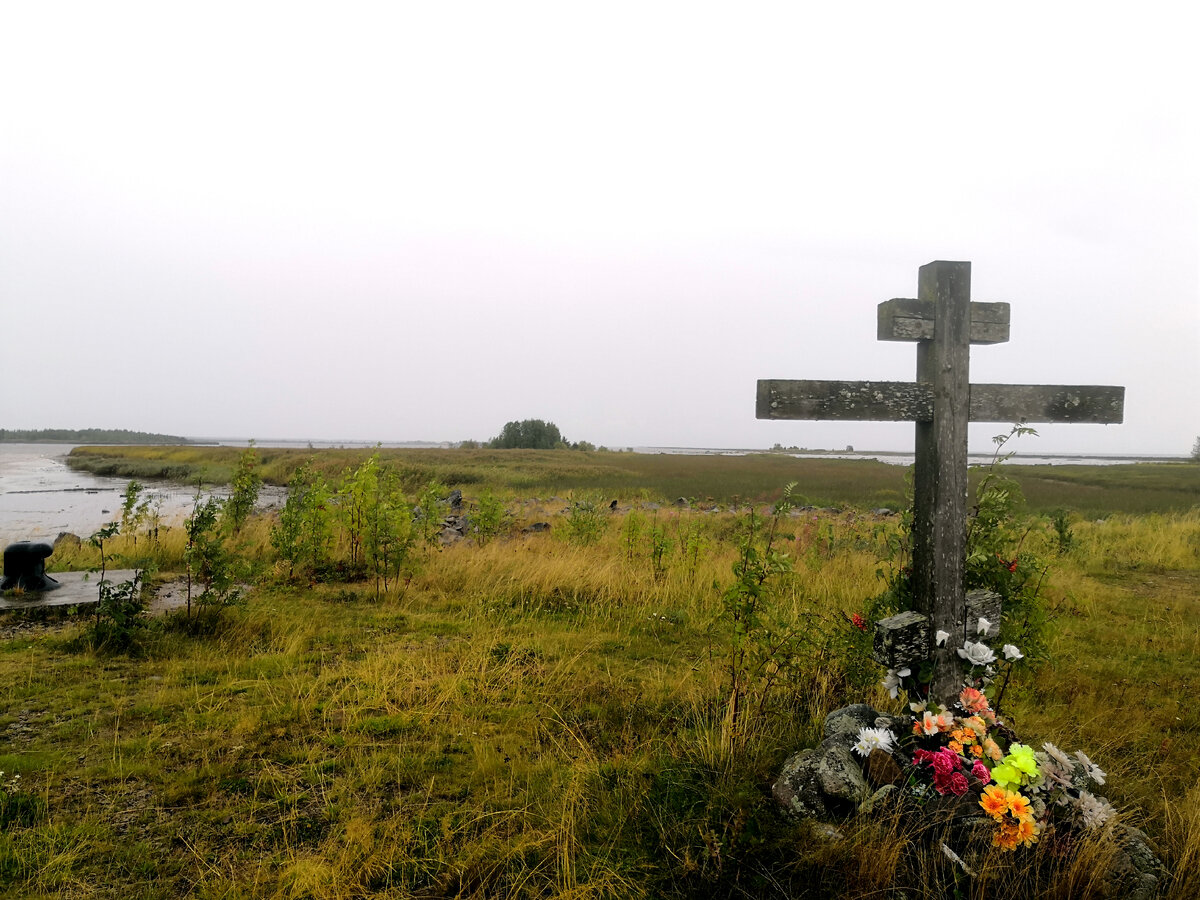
[1, 450, 1197, 897]
[65, 445, 1200, 516]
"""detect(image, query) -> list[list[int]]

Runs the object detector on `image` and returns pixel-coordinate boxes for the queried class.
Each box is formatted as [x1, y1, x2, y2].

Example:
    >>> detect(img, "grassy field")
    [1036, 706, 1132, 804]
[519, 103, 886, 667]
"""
[66, 445, 1200, 516]
[1, 450, 1197, 897]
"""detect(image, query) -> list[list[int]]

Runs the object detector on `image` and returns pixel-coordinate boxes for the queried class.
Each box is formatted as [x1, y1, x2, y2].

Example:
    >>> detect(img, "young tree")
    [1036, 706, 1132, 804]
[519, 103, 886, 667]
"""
[271, 462, 333, 578]
[223, 442, 262, 534]
[120, 481, 150, 545]
[184, 491, 241, 619]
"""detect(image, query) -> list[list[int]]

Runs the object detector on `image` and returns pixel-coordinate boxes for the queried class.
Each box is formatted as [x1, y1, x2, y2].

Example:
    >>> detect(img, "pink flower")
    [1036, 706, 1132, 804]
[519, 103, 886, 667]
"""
[972, 761, 991, 785]
[946, 772, 970, 797]
[930, 748, 957, 776]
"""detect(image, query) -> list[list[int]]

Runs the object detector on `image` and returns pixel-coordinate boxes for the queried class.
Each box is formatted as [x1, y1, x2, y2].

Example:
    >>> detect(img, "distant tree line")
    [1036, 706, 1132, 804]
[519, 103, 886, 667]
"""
[463, 419, 598, 451]
[0, 428, 192, 444]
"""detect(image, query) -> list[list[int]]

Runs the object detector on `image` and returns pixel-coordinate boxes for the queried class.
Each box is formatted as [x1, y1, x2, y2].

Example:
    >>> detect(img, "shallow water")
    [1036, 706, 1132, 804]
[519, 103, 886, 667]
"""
[0, 444, 274, 546]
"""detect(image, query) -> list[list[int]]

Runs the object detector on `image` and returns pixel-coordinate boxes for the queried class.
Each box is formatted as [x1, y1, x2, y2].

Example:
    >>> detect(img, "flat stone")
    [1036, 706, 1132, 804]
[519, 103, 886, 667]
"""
[823, 704, 881, 741]
[0, 570, 138, 610]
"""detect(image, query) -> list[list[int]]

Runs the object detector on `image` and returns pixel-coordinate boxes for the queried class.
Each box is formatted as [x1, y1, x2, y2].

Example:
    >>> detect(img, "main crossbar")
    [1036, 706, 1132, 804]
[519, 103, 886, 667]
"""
[756, 379, 1125, 424]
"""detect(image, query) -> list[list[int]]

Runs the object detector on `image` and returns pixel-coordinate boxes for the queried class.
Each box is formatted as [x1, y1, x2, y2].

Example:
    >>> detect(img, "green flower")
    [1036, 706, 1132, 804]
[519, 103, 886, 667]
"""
[992, 743, 1040, 790]
[990, 762, 1023, 791]
[1007, 743, 1039, 778]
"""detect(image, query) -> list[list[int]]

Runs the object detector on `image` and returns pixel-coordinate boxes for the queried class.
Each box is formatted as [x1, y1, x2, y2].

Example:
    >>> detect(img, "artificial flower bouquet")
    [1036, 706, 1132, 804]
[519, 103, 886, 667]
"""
[860, 633, 1113, 852]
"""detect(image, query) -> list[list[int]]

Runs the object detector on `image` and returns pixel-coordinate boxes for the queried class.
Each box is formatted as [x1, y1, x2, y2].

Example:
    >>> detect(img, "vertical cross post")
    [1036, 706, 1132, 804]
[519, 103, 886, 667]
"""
[912, 261, 971, 701]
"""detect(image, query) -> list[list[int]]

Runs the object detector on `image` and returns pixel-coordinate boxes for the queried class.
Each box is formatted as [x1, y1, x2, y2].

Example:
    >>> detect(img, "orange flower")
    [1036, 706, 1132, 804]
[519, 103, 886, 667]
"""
[949, 740, 964, 755]
[916, 711, 945, 736]
[1016, 818, 1039, 847]
[993, 823, 1021, 850]
[970, 744, 985, 758]
[951, 727, 975, 744]
[1007, 792, 1034, 821]
[984, 738, 1003, 762]
[959, 687, 991, 714]
[980, 785, 1010, 819]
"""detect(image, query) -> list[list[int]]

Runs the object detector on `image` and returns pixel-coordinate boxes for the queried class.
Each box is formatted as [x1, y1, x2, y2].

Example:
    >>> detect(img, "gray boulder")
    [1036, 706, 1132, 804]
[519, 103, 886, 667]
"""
[774, 706, 880, 820]
[824, 704, 882, 741]
[1103, 825, 1167, 900]
[772, 749, 831, 819]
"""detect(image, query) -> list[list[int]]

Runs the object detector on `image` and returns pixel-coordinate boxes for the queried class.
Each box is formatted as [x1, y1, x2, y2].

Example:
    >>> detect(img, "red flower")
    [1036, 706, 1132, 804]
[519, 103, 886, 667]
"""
[946, 771, 970, 797]
[850, 613, 866, 631]
[930, 748, 957, 776]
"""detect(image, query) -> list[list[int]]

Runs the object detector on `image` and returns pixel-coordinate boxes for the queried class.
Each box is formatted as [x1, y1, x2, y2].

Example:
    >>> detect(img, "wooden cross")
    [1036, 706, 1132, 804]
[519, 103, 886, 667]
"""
[756, 260, 1124, 702]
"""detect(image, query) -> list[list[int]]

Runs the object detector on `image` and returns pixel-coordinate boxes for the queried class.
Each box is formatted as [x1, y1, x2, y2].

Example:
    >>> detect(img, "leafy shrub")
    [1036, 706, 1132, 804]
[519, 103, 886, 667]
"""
[92, 570, 148, 651]
[563, 497, 607, 546]
[271, 462, 333, 578]
[471, 490, 510, 544]
[185, 493, 243, 618]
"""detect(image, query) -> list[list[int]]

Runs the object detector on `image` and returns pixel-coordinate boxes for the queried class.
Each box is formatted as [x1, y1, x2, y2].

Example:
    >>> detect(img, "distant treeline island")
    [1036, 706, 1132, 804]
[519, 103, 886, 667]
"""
[0, 428, 193, 444]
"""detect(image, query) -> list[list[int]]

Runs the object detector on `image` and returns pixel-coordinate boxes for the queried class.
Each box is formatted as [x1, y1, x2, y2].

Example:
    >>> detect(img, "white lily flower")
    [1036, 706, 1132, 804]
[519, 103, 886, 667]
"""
[882, 670, 901, 699]
[882, 666, 912, 700]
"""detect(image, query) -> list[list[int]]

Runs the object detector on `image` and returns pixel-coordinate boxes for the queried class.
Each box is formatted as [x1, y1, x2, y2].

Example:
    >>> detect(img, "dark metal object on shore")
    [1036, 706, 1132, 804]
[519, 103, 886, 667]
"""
[1, 541, 61, 592]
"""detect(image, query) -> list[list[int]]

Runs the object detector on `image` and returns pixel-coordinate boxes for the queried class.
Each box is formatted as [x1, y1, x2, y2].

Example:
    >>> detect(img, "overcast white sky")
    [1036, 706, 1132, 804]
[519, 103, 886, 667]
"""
[2, 3, 1196, 454]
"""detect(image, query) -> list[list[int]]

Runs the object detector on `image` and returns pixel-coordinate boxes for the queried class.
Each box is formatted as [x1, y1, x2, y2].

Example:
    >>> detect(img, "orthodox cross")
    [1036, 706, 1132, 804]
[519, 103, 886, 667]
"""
[756, 260, 1124, 702]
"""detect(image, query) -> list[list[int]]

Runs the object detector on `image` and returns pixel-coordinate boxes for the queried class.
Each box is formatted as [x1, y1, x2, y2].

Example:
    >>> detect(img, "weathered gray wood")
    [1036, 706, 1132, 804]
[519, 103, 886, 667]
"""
[756, 380, 931, 421]
[965, 589, 1002, 640]
[967, 384, 1124, 424]
[878, 298, 1011, 344]
[912, 261, 971, 703]
[872, 610, 931, 670]
[756, 380, 1124, 424]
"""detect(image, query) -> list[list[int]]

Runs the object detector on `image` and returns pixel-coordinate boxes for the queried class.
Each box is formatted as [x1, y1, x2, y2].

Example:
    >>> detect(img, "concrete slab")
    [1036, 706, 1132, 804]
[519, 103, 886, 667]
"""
[0, 570, 139, 610]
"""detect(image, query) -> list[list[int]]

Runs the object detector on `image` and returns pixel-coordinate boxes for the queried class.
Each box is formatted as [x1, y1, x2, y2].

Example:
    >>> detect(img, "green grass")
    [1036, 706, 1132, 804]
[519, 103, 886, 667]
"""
[67, 446, 1200, 515]
[4, 467, 1199, 896]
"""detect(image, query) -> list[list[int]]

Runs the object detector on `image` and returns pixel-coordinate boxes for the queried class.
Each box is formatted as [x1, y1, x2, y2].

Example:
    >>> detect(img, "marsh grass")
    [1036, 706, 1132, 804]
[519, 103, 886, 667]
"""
[70, 445, 1200, 515]
[4, 477, 1198, 896]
